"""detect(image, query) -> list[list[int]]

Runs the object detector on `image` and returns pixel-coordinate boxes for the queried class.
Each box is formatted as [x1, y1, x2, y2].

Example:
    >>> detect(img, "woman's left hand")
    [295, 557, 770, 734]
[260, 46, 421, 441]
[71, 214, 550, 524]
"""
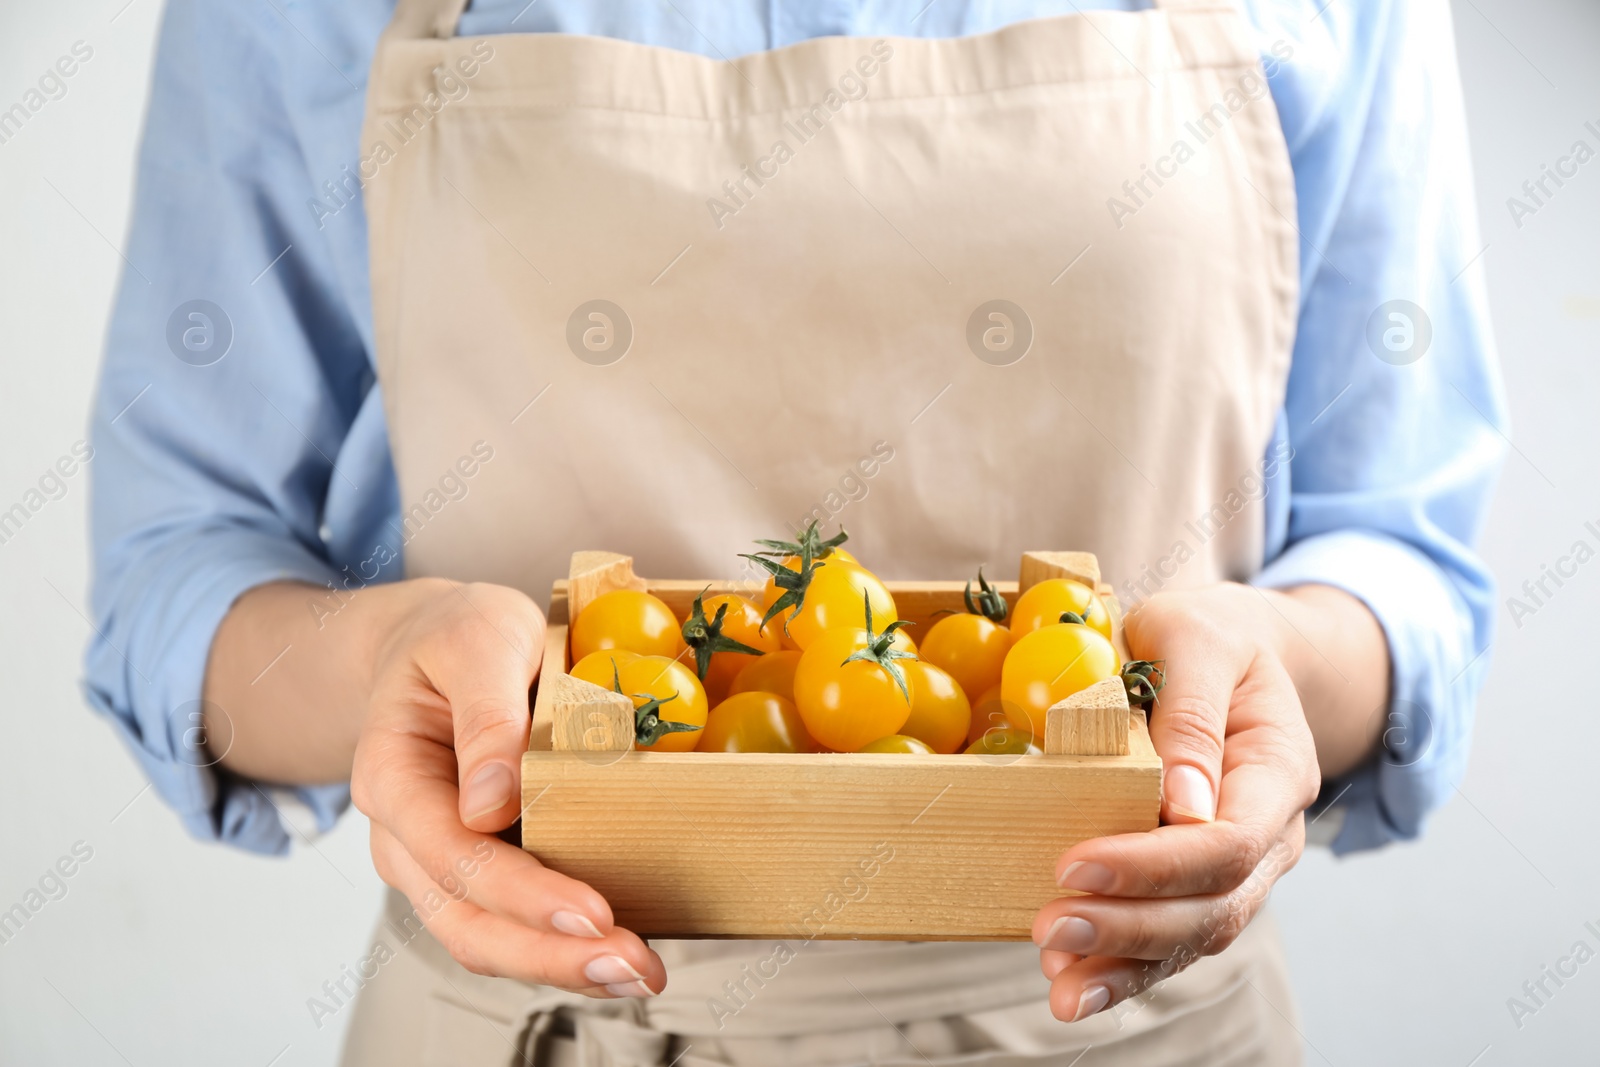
[1031, 583, 1327, 1023]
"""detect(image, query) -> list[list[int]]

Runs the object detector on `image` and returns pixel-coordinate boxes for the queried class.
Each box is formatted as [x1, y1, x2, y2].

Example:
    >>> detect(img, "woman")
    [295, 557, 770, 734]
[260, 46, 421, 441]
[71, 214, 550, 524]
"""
[87, 0, 1503, 1063]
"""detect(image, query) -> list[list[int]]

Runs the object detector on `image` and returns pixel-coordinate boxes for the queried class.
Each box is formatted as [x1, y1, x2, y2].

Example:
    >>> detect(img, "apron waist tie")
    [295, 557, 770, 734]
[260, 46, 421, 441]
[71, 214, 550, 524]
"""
[643, 940, 1046, 1038]
[397, 890, 1045, 1050]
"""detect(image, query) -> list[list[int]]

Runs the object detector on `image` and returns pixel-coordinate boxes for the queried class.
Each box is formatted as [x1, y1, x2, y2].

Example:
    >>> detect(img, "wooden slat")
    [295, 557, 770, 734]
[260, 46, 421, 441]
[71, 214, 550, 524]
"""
[529, 588, 570, 753]
[639, 578, 1020, 641]
[1098, 587, 1133, 664]
[521, 741, 1161, 940]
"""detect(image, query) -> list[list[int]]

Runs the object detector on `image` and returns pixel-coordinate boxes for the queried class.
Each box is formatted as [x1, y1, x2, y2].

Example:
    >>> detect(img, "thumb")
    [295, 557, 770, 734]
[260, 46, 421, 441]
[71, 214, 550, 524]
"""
[1126, 609, 1239, 825]
[420, 584, 546, 833]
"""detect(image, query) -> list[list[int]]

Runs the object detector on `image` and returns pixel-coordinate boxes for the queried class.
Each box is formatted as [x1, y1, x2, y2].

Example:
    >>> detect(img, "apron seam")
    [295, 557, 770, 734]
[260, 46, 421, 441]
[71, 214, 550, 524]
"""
[371, 61, 1268, 123]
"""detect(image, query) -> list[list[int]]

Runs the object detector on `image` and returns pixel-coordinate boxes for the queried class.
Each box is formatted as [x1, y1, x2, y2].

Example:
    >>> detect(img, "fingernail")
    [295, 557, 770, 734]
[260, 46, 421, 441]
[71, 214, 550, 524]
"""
[585, 955, 646, 985]
[1166, 764, 1215, 822]
[1041, 915, 1096, 954]
[462, 762, 515, 822]
[1059, 860, 1115, 893]
[551, 910, 604, 938]
[605, 980, 656, 998]
[1072, 984, 1110, 1022]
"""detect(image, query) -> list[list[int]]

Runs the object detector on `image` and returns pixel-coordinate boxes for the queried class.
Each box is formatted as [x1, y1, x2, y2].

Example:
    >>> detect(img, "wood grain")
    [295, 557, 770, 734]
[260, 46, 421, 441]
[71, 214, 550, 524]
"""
[529, 588, 570, 752]
[549, 673, 634, 753]
[1018, 551, 1101, 593]
[522, 715, 1161, 940]
[1046, 677, 1131, 756]
[567, 551, 646, 624]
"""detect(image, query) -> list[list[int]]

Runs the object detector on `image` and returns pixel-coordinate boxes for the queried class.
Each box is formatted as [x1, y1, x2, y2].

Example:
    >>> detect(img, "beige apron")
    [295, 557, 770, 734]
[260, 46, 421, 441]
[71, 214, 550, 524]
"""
[348, 0, 1302, 1062]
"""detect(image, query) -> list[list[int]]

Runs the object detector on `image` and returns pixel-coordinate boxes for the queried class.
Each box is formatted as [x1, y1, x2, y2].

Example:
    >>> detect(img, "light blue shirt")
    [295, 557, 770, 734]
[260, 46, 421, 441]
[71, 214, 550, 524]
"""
[86, 0, 1506, 856]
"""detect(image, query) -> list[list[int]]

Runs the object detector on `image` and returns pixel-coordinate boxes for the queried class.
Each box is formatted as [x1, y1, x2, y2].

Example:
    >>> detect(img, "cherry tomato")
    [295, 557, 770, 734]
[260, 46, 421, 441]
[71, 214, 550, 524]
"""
[568, 649, 639, 690]
[964, 729, 1042, 756]
[858, 734, 935, 754]
[696, 692, 819, 753]
[793, 627, 914, 752]
[727, 650, 803, 703]
[683, 593, 783, 705]
[1010, 579, 1113, 642]
[756, 548, 861, 640]
[570, 590, 684, 662]
[921, 613, 1011, 705]
[764, 561, 897, 650]
[615, 655, 708, 751]
[759, 547, 859, 591]
[967, 683, 1029, 744]
[1000, 621, 1120, 738]
[898, 661, 972, 754]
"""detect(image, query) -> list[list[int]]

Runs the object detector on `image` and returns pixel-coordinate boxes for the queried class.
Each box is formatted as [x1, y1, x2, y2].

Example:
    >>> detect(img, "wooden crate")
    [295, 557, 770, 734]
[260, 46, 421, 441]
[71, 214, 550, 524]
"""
[521, 551, 1163, 941]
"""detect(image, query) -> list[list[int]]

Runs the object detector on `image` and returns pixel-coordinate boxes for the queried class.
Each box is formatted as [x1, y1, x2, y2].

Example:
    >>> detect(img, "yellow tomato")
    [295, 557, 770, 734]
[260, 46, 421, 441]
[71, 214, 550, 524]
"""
[964, 729, 1042, 756]
[727, 650, 803, 703]
[898, 661, 972, 754]
[920, 613, 1011, 704]
[568, 649, 640, 690]
[858, 734, 935, 754]
[1000, 622, 1120, 738]
[757, 548, 862, 643]
[570, 590, 684, 662]
[1010, 579, 1113, 642]
[696, 692, 818, 753]
[615, 655, 707, 751]
[683, 593, 783, 705]
[764, 561, 897, 650]
[968, 683, 1028, 744]
[793, 627, 914, 752]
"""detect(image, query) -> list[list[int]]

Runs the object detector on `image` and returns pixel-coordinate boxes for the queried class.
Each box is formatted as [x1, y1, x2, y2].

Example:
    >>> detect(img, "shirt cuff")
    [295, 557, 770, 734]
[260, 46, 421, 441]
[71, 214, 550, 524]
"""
[1253, 529, 1485, 855]
[83, 530, 352, 855]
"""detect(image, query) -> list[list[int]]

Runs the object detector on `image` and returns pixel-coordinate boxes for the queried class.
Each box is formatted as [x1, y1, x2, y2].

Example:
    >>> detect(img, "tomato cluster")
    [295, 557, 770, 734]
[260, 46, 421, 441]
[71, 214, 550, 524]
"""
[566, 524, 1131, 754]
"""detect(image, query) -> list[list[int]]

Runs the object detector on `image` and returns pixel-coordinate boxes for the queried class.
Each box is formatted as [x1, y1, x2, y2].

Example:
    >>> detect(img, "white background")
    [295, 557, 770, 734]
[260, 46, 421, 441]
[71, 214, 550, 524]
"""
[0, 2, 1596, 1064]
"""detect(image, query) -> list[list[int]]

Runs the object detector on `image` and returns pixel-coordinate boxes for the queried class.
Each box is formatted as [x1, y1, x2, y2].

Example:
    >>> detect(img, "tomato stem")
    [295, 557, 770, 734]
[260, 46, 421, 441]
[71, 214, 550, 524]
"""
[1121, 660, 1166, 712]
[1057, 611, 1088, 626]
[681, 587, 765, 681]
[840, 591, 917, 703]
[609, 661, 701, 747]
[963, 567, 1010, 623]
[740, 551, 825, 636]
[749, 519, 849, 563]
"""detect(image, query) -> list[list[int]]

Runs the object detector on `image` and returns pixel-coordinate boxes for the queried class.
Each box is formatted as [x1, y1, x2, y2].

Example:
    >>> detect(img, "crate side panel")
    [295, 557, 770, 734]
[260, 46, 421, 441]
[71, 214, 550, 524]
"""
[521, 751, 1160, 940]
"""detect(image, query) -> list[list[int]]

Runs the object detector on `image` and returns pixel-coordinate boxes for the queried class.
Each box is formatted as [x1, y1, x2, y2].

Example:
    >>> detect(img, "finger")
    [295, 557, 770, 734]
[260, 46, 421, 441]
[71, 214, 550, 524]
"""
[1048, 955, 1175, 1024]
[1040, 949, 1079, 982]
[1054, 768, 1309, 901]
[1125, 605, 1245, 825]
[360, 736, 615, 935]
[372, 823, 665, 996]
[1054, 650, 1314, 900]
[1034, 851, 1279, 961]
[412, 582, 546, 832]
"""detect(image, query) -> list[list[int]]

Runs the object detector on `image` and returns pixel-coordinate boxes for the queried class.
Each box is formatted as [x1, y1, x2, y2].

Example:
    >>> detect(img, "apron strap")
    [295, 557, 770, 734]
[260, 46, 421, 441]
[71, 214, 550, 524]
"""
[384, 0, 469, 41]
[386, 0, 1237, 38]
[1148, 0, 1240, 9]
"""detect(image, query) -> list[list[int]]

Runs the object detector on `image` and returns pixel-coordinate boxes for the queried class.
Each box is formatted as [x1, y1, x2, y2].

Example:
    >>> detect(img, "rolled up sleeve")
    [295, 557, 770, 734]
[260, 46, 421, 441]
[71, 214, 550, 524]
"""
[85, 0, 387, 853]
[1252, 0, 1506, 853]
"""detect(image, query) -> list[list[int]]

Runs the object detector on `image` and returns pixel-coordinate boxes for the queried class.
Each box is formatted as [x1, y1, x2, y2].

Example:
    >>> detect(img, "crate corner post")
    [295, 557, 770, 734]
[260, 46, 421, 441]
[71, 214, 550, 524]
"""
[1018, 550, 1101, 593]
[567, 550, 647, 623]
[1045, 677, 1130, 756]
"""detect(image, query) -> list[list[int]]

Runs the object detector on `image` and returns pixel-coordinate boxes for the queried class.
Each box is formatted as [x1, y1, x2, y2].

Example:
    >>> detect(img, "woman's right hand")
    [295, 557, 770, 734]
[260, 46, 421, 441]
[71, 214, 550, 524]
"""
[350, 578, 665, 998]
